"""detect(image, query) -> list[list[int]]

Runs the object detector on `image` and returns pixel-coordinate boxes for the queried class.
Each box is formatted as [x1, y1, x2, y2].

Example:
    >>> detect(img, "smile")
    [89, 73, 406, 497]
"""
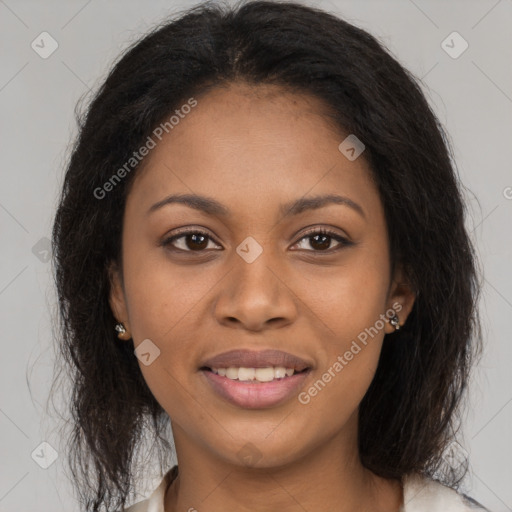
[200, 366, 311, 409]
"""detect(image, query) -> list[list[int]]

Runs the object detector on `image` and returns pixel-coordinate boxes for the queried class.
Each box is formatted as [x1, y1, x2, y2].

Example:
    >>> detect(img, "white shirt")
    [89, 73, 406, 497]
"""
[124, 466, 490, 512]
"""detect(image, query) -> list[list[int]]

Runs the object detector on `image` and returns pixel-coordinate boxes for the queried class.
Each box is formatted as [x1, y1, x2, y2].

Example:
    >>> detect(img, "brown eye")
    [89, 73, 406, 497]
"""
[162, 230, 222, 252]
[293, 228, 351, 253]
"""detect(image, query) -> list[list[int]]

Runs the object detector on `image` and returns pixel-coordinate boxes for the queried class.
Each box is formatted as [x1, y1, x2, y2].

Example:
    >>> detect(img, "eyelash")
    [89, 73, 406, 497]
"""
[161, 227, 352, 254]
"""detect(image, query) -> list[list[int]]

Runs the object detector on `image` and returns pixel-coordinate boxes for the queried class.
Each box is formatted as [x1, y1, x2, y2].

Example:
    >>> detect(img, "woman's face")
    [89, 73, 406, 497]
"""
[110, 82, 415, 468]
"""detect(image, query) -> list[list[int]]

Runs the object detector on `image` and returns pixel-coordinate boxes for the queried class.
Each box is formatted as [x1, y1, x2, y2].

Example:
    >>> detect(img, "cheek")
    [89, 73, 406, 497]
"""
[296, 275, 389, 437]
[122, 249, 216, 342]
[296, 250, 389, 403]
[120, 253, 202, 394]
[297, 251, 390, 345]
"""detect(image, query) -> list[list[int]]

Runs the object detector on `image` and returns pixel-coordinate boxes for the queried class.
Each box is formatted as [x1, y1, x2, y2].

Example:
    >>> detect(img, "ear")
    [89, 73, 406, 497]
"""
[108, 260, 130, 332]
[384, 264, 416, 334]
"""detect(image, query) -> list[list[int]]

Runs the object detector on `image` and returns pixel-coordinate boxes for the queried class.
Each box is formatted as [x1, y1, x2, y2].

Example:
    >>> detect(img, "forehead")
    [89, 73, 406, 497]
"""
[126, 82, 381, 225]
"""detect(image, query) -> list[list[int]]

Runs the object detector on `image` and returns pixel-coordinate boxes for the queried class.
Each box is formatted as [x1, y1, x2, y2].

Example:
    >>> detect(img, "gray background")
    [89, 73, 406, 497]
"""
[1, 0, 511, 510]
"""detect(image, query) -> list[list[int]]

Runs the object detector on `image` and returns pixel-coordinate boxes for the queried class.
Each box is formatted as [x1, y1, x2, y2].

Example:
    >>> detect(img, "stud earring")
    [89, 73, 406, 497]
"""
[115, 322, 131, 340]
[389, 313, 400, 331]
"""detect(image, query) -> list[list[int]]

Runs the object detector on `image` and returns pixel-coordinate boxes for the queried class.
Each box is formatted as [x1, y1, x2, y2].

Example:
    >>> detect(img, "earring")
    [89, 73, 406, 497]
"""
[115, 322, 131, 340]
[389, 313, 400, 331]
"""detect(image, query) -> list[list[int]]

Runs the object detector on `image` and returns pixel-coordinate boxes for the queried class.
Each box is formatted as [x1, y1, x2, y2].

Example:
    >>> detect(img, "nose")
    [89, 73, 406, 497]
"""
[214, 248, 298, 332]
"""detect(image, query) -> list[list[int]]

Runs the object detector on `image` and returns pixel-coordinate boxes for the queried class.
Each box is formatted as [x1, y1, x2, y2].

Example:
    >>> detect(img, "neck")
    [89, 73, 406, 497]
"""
[164, 418, 403, 512]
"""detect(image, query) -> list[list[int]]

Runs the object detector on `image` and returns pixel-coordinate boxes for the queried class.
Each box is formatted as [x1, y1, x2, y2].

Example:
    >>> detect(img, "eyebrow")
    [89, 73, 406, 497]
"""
[147, 193, 366, 219]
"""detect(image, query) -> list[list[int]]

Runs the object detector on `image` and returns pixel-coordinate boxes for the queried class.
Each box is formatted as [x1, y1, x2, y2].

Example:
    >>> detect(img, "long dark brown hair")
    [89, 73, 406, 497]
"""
[51, 0, 483, 510]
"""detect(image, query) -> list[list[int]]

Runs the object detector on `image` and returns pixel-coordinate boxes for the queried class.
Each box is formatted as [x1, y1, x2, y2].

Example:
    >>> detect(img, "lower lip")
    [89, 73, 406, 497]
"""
[201, 369, 311, 409]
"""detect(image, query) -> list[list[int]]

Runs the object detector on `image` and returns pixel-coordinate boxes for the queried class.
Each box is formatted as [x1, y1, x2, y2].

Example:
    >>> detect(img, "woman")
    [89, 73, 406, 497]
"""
[51, 1, 490, 510]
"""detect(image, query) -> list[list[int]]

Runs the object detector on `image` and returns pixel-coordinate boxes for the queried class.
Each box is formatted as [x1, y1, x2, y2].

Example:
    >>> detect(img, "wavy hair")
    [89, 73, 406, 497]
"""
[51, 0, 483, 509]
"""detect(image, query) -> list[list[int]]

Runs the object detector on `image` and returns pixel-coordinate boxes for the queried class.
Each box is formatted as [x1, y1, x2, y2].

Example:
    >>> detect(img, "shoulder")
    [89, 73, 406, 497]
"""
[123, 465, 178, 512]
[402, 473, 491, 512]
[124, 500, 150, 512]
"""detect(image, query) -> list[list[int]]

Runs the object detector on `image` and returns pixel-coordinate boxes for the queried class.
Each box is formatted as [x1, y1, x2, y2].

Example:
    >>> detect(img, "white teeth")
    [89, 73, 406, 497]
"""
[226, 367, 239, 379]
[255, 367, 275, 382]
[238, 367, 255, 381]
[210, 366, 298, 382]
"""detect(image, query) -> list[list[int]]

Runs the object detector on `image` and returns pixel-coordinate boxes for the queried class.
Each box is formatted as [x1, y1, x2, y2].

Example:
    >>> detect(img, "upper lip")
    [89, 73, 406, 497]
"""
[200, 349, 312, 372]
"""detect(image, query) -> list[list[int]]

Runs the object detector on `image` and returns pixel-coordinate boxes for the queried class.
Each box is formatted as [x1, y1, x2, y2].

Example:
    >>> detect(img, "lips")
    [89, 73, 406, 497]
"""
[199, 348, 313, 408]
[201, 369, 310, 409]
[200, 349, 312, 372]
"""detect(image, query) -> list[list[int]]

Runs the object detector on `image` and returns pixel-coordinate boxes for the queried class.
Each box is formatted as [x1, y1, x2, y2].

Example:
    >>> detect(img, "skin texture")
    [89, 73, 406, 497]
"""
[109, 82, 416, 512]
